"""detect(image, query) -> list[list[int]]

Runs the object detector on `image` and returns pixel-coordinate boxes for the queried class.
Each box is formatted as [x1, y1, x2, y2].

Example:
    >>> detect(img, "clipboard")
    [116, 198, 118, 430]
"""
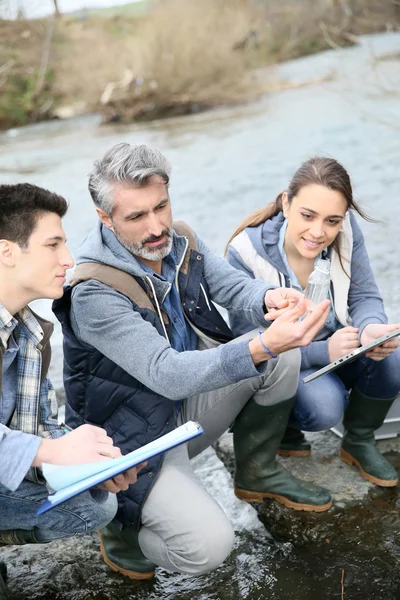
[37, 420, 203, 515]
[303, 327, 400, 384]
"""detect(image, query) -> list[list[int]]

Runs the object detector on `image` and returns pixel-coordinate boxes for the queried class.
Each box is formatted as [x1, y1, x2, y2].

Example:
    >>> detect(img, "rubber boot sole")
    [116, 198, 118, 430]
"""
[234, 487, 332, 512]
[277, 448, 311, 457]
[98, 533, 155, 580]
[340, 448, 398, 487]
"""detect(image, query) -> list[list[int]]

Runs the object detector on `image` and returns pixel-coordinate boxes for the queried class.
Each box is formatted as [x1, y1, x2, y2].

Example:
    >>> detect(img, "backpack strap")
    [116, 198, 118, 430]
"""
[173, 221, 198, 275]
[69, 221, 198, 320]
[70, 263, 158, 314]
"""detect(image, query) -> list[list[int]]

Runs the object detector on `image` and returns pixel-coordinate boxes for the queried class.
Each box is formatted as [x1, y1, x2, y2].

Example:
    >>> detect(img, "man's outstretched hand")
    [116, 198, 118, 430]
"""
[250, 298, 330, 364]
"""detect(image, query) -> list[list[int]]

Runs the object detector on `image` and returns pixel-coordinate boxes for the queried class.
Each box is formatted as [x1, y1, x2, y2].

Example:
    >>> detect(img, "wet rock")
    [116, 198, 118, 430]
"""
[53, 102, 88, 120]
[1, 427, 400, 599]
[0, 447, 272, 600]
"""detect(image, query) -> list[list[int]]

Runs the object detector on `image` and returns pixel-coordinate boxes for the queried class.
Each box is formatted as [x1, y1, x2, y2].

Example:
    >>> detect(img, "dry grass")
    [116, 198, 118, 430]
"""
[53, 0, 254, 117]
[0, 18, 57, 127]
[52, 17, 142, 106]
[98, 0, 258, 121]
[0, 0, 399, 128]
[137, 0, 249, 96]
[98, 0, 400, 122]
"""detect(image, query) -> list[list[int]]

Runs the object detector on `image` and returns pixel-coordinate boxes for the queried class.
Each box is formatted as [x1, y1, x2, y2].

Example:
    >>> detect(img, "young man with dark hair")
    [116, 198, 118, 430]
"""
[0, 183, 140, 598]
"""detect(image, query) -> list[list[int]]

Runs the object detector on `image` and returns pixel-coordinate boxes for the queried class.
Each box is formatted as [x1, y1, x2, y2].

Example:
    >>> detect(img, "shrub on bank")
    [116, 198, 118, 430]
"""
[0, 0, 399, 128]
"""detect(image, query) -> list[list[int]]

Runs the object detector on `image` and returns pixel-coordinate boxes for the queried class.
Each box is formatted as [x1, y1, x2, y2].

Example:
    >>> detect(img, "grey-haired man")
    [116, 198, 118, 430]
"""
[54, 143, 331, 580]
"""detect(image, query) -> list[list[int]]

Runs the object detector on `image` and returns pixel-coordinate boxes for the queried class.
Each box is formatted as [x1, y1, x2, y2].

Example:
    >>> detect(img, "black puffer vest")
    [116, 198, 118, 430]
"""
[53, 222, 233, 528]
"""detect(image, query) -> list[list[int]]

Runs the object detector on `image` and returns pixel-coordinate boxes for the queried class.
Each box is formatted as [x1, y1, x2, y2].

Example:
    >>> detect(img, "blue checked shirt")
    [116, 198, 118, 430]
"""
[0, 302, 64, 491]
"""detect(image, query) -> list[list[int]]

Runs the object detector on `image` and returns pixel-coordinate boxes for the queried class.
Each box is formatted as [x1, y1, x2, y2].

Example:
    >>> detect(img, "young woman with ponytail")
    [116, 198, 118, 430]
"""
[226, 156, 400, 489]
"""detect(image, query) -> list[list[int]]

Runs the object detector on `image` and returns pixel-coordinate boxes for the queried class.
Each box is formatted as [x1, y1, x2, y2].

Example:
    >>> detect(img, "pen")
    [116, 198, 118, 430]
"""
[61, 423, 72, 434]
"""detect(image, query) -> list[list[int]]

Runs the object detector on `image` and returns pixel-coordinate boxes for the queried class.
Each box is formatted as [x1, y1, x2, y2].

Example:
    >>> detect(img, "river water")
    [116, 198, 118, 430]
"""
[1, 32, 400, 386]
[1, 32, 400, 600]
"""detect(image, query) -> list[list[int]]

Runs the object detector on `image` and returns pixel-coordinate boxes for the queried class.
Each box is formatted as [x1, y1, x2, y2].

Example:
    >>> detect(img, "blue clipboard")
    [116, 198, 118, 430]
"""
[37, 421, 203, 515]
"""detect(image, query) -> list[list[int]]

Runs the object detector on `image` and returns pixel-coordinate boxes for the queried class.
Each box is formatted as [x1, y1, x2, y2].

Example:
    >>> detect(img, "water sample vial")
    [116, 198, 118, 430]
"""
[304, 258, 331, 307]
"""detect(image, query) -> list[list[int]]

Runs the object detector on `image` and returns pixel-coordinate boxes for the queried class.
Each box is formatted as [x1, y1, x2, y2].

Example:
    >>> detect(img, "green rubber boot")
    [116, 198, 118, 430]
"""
[98, 521, 155, 580]
[277, 426, 311, 457]
[340, 389, 398, 487]
[0, 562, 8, 600]
[233, 397, 332, 512]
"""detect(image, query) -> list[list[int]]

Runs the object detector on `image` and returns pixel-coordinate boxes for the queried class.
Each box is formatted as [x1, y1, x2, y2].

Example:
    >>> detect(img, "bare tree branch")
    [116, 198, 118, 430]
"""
[35, 17, 55, 96]
[53, 0, 61, 17]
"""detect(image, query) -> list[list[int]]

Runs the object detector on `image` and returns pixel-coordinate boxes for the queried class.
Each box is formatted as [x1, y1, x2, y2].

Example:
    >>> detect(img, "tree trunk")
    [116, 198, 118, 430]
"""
[53, 0, 61, 17]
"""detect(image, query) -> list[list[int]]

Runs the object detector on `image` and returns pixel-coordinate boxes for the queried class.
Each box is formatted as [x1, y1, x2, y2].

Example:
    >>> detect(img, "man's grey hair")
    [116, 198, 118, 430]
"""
[88, 143, 172, 215]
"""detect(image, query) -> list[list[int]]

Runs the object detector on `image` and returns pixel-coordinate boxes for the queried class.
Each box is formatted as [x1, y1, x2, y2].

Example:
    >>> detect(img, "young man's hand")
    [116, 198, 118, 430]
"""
[32, 424, 122, 468]
[32, 425, 146, 494]
[250, 298, 330, 364]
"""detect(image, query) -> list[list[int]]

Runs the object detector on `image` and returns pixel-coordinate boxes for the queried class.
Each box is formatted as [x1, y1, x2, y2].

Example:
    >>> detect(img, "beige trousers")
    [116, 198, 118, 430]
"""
[138, 331, 300, 574]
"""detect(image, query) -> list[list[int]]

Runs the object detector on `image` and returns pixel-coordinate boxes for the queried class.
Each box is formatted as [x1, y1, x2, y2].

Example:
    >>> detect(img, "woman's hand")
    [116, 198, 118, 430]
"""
[360, 323, 400, 361]
[264, 288, 304, 320]
[328, 327, 360, 362]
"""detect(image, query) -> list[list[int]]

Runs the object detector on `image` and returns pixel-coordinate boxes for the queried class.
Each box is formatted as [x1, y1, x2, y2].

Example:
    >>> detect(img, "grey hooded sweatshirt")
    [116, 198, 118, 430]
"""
[69, 222, 276, 401]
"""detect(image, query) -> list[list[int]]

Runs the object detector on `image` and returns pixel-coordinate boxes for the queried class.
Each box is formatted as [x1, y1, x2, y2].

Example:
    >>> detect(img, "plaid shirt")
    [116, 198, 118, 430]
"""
[0, 302, 64, 482]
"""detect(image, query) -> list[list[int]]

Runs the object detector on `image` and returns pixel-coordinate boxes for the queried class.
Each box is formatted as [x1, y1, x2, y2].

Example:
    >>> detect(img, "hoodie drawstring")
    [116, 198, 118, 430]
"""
[200, 283, 212, 311]
[145, 276, 170, 344]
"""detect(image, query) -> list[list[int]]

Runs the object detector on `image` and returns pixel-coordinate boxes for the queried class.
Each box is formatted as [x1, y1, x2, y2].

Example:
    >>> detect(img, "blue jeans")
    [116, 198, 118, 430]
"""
[290, 348, 400, 432]
[0, 479, 117, 542]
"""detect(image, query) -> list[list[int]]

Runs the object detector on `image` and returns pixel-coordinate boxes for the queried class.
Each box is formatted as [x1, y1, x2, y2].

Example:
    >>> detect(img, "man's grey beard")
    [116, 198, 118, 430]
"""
[113, 226, 173, 261]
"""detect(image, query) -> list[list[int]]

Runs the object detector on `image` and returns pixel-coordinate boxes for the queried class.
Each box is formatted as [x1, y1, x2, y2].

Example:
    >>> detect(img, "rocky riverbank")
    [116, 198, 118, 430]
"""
[2, 416, 399, 600]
